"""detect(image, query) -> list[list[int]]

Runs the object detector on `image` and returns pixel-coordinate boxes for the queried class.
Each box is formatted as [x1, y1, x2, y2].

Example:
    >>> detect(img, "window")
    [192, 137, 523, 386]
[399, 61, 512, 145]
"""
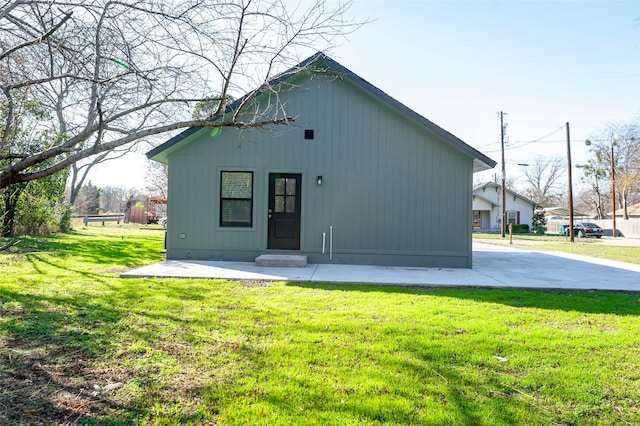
[507, 211, 518, 225]
[274, 177, 297, 213]
[220, 171, 253, 227]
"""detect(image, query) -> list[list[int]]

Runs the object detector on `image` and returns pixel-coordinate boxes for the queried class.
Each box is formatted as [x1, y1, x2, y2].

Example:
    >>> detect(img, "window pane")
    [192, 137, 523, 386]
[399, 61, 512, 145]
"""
[275, 196, 285, 213]
[222, 172, 252, 198]
[286, 178, 296, 195]
[275, 178, 285, 195]
[285, 196, 296, 213]
[222, 200, 251, 224]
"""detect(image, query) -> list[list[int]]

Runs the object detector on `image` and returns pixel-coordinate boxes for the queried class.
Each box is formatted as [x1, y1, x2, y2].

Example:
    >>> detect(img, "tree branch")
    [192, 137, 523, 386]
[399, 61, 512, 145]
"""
[0, 115, 294, 187]
[0, 11, 72, 61]
[0, 0, 359, 191]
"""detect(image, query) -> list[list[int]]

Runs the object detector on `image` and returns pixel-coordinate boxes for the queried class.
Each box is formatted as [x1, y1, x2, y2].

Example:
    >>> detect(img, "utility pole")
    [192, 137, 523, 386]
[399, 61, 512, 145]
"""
[566, 122, 574, 243]
[611, 145, 617, 238]
[500, 111, 506, 238]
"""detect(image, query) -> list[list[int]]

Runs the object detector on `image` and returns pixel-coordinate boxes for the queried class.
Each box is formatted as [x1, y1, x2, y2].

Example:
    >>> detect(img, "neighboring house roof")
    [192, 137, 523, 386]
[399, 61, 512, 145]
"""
[147, 52, 496, 172]
[472, 182, 537, 206]
[472, 193, 497, 207]
[611, 203, 640, 217]
[543, 207, 591, 219]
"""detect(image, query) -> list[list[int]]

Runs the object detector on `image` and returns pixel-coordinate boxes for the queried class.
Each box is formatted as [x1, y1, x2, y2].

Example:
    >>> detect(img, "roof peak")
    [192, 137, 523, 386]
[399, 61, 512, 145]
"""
[147, 52, 496, 172]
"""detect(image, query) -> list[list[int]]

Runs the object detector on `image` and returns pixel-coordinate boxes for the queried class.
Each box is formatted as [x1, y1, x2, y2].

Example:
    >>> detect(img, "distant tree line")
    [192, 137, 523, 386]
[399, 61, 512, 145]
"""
[69, 183, 147, 216]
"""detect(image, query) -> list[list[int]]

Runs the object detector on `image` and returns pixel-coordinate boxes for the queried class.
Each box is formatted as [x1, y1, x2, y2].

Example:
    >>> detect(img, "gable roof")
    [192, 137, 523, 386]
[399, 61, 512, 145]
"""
[472, 192, 498, 207]
[473, 182, 537, 206]
[147, 52, 496, 172]
[543, 207, 591, 219]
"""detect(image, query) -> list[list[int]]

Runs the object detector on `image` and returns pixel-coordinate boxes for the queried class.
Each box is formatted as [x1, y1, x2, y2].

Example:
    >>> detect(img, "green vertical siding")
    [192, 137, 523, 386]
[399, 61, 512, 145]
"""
[166, 74, 474, 267]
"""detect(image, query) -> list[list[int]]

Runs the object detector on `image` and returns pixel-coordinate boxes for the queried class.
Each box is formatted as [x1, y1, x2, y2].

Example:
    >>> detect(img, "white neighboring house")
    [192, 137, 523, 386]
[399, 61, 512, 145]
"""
[472, 182, 537, 232]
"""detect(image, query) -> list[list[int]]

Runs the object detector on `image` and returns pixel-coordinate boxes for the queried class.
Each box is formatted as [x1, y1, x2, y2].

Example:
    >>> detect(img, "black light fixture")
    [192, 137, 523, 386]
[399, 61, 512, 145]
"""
[316, 176, 323, 186]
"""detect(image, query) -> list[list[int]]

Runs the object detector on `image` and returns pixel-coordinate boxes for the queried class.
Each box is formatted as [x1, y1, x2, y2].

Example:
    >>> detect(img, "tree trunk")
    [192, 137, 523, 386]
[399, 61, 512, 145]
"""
[1, 184, 26, 237]
[68, 163, 82, 206]
[124, 195, 134, 223]
[594, 201, 605, 220]
[594, 187, 605, 219]
[67, 152, 110, 206]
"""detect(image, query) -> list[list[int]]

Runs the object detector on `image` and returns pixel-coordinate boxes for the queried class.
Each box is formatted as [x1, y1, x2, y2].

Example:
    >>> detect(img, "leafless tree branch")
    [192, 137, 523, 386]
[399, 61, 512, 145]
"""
[1, 0, 360, 190]
[0, 10, 72, 61]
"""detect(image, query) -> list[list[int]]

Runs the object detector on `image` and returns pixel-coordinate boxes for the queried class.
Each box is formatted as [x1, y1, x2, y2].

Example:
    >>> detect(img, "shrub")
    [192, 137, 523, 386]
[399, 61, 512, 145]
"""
[14, 193, 71, 235]
[532, 206, 547, 232]
[1, 172, 70, 236]
[511, 224, 530, 234]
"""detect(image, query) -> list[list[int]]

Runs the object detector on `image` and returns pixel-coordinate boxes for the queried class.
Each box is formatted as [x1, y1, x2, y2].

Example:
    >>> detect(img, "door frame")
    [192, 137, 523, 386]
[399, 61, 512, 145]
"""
[267, 172, 302, 250]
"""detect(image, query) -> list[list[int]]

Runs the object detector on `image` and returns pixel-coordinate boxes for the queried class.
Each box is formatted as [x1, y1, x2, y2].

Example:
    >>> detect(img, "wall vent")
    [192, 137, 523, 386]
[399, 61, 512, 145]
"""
[304, 129, 314, 140]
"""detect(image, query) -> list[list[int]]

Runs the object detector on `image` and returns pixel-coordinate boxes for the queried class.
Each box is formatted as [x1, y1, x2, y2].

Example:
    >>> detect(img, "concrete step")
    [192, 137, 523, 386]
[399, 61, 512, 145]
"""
[255, 254, 307, 267]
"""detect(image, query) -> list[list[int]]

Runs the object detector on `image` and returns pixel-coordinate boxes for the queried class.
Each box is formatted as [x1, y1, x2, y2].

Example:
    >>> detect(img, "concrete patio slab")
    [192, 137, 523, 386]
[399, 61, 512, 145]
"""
[121, 242, 640, 292]
[123, 259, 318, 281]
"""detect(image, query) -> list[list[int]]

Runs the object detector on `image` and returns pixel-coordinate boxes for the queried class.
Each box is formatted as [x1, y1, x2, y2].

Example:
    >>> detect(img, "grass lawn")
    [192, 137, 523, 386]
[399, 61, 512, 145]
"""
[1, 226, 639, 425]
[474, 233, 640, 265]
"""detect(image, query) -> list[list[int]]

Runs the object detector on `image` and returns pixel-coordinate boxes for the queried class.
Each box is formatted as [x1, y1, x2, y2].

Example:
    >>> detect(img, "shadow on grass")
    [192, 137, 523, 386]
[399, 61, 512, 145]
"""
[25, 252, 110, 281]
[0, 230, 215, 423]
[0, 289, 131, 424]
[9, 229, 164, 267]
[0, 280, 216, 424]
[285, 282, 640, 316]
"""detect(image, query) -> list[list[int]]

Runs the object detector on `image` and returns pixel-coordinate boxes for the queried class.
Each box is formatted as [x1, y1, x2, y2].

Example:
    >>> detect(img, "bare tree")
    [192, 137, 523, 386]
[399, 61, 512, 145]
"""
[99, 185, 128, 213]
[521, 156, 565, 207]
[1, 0, 358, 190]
[473, 174, 518, 191]
[66, 146, 133, 205]
[577, 159, 609, 219]
[145, 160, 168, 200]
[585, 120, 640, 219]
[574, 184, 608, 219]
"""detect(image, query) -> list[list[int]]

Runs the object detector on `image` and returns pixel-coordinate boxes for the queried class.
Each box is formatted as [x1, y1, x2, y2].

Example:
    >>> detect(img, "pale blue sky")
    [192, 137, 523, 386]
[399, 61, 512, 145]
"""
[90, 0, 640, 189]
[329, 0, 640, 184]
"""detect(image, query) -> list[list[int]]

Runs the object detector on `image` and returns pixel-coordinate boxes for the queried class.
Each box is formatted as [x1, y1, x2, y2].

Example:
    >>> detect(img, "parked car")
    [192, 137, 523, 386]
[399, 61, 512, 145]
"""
[564, 222, 603, 238]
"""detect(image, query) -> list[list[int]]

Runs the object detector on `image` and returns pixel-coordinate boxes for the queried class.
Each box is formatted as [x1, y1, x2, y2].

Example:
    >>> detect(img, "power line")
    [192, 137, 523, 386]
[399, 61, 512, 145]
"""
[501, 124, 565, 150]
[522, 125, 566, 145]
[479, 124, 567, 153]
[478, 127, 619, 153]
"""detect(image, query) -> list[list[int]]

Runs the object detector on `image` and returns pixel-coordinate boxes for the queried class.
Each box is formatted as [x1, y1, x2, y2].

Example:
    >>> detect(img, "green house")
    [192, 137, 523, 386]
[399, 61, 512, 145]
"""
[147, 53, 496, 268]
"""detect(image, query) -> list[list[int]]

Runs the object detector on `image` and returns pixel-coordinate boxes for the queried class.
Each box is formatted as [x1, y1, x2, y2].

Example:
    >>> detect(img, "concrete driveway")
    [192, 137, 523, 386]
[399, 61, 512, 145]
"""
[121, 242, 640, 291]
